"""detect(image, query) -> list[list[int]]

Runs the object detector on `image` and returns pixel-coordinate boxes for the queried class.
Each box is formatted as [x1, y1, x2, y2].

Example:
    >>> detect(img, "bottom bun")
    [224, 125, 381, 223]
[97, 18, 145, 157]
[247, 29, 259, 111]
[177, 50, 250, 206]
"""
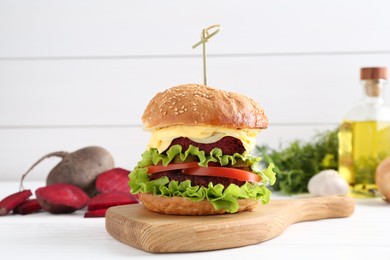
[138, 193, 258, 215]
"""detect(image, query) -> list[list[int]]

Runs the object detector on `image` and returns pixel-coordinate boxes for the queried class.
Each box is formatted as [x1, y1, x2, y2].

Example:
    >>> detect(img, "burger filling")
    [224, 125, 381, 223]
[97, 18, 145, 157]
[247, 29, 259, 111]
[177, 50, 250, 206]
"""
[168, 136, 245, 155]
[146, 125, 259, 154]
[129, 134, 275, 213]
[149, 171, 246, 189]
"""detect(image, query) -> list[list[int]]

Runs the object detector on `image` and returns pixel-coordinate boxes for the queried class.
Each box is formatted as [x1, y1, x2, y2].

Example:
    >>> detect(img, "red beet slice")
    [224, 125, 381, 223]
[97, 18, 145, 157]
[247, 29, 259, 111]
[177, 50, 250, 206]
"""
[84, 208, 108, 218]
[95, 168, 130, 194]
[13, 199, 42, 215]
[36, 184, 89, 214]
[0, 190, 32, 216]
[87, 192, 138, 211]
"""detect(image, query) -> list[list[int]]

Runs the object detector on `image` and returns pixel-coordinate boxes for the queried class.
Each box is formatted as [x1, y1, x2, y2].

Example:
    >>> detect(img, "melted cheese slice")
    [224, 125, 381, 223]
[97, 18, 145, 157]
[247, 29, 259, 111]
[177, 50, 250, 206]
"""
[147, 125, 260, 154]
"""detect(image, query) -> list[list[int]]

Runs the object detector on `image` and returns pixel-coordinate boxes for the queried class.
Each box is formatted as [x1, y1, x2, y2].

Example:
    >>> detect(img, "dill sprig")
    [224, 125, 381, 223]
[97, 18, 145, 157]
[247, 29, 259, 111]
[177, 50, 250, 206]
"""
[256, 127, 339, 194]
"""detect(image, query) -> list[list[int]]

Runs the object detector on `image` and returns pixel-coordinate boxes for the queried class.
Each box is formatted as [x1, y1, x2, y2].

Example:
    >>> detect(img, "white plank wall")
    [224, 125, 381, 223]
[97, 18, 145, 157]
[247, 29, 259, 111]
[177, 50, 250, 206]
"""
[1, 0, 390, 181]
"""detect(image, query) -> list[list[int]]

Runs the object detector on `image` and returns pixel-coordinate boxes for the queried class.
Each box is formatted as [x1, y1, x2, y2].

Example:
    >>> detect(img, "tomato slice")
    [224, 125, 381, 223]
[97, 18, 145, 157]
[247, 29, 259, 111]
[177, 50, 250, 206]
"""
[147, 162, 200, 174]
[183, 167, 261, 182]
[146, 162, 261, 182]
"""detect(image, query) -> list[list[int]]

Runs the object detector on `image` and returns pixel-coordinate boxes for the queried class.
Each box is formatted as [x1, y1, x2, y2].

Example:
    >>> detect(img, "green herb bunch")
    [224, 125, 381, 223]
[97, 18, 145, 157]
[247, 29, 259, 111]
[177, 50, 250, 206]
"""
[256, 127, 339, 194]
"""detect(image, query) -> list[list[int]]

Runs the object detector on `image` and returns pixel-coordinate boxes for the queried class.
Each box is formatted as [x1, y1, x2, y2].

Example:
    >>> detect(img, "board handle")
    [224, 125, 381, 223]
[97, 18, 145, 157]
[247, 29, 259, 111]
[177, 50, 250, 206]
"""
[286, 195, 355, 224]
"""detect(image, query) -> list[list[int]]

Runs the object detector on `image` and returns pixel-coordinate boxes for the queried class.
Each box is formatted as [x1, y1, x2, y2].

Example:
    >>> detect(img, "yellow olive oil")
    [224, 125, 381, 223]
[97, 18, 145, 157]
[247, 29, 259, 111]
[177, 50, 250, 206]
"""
[338, 120, 390, 197]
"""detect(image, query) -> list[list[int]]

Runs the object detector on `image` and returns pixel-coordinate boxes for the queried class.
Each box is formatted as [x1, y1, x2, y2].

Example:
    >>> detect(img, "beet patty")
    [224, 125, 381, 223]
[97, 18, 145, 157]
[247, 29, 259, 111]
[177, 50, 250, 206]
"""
[167, 136, 245, 155]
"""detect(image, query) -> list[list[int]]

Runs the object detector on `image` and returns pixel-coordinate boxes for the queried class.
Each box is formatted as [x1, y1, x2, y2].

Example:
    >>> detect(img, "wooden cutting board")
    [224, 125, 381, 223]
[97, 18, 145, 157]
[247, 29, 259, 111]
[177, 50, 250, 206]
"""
[105, 195, 354, 253]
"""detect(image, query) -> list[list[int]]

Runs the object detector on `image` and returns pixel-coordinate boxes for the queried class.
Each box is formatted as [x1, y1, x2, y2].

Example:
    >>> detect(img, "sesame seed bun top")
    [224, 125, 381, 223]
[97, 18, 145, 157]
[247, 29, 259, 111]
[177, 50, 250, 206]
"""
[142, 84, 268, 130]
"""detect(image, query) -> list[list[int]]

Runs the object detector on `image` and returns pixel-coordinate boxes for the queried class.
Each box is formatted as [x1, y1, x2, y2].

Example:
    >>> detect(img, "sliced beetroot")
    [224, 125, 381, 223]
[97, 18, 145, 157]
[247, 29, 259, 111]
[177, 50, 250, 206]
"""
[84, 208, 108, 218]
[36, 183, 89, 214]
[0, 190, 32, 216]
[13, 199, 42, 215]
[95, 168, 130, 194]
[87, 192, 138, 211]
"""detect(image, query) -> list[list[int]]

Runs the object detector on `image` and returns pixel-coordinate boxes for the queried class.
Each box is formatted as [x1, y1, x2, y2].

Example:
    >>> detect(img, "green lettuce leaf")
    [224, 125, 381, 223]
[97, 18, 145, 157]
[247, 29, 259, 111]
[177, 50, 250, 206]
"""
[129, 144, 276, 213]
[129, 166, 271, 213]
[137, 144, 275, 185]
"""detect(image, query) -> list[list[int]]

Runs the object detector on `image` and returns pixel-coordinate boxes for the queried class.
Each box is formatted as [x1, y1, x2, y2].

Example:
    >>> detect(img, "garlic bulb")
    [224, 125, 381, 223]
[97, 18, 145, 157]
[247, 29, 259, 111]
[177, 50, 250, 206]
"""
[308, 170, 349, 196]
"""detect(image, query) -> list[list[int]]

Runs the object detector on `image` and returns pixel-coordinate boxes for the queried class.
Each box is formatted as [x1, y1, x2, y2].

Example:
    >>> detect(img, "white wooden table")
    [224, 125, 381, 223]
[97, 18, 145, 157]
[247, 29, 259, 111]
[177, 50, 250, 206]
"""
[1, 181, 389, 260]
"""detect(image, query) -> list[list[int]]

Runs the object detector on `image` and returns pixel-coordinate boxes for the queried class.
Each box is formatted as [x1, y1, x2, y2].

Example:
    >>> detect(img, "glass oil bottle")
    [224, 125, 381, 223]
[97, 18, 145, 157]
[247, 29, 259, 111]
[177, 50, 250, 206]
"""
[338, 67, 390, 197]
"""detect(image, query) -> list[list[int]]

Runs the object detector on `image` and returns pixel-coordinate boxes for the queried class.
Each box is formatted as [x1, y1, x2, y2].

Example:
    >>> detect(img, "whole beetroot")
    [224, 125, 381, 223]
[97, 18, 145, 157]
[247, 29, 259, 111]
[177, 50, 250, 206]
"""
[20, 146, 115, 196]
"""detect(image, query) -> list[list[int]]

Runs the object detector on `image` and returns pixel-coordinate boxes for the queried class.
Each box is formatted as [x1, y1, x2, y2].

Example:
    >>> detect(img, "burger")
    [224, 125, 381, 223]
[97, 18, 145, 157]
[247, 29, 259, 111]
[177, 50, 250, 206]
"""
[129, 84, 275, 215]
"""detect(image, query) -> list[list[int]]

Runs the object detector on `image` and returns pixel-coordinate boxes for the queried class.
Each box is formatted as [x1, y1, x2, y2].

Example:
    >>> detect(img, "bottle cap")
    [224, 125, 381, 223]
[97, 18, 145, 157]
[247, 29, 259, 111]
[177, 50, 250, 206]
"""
[360, 67, 388, 80]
